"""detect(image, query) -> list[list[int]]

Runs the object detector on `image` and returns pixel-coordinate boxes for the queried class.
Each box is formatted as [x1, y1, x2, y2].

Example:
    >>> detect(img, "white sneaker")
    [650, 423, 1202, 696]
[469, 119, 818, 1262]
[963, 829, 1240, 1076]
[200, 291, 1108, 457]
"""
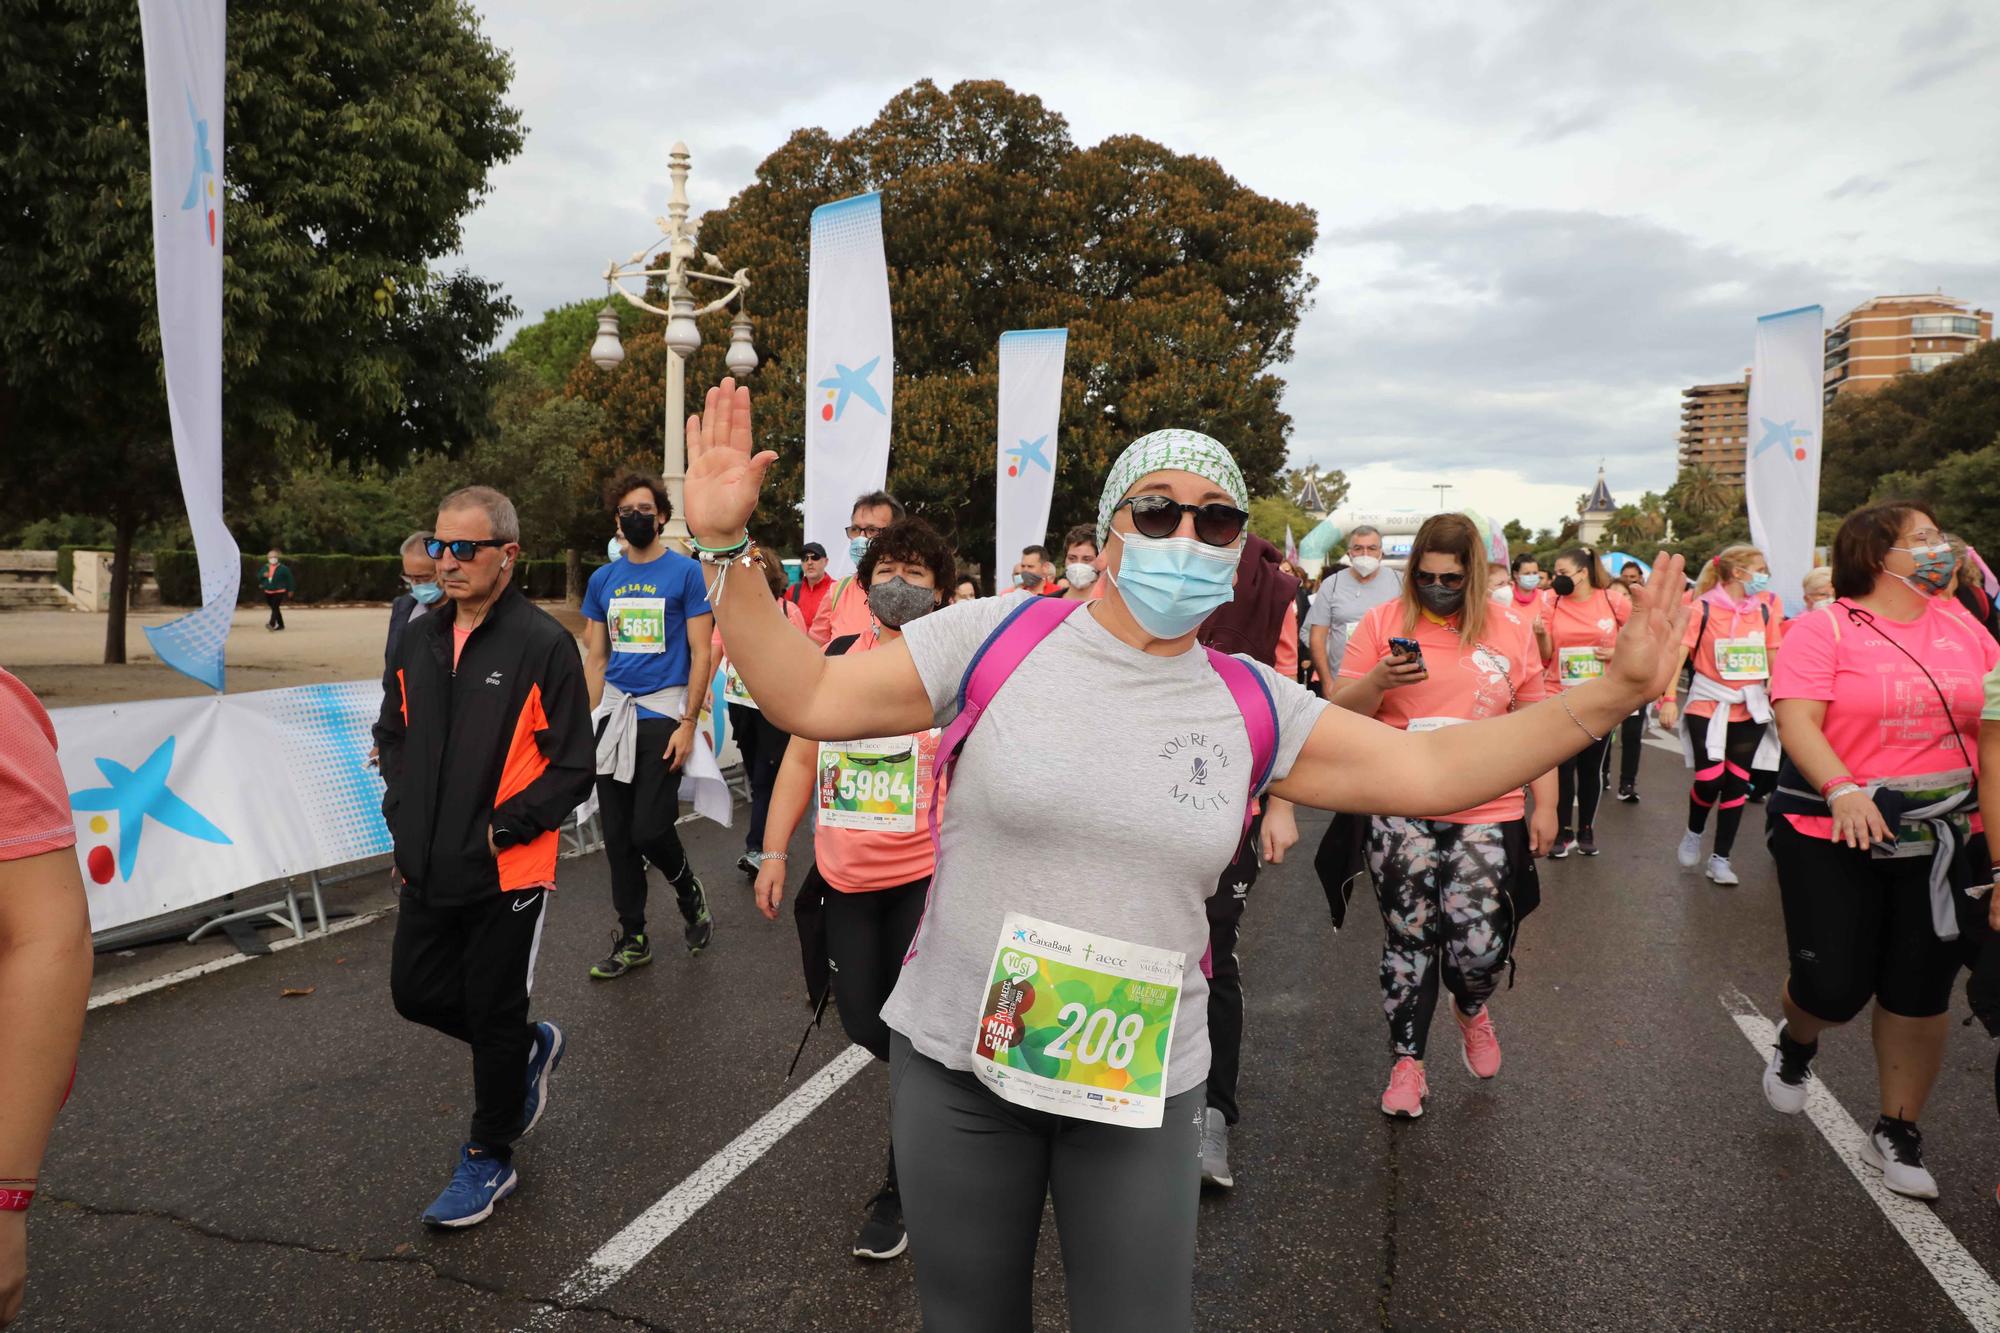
[1706, 855, 1740, 887]
[1761, 1024, 1814, 1115]
[1677, 831, 1704, 868]
[1862, 1120, 1939, 1200]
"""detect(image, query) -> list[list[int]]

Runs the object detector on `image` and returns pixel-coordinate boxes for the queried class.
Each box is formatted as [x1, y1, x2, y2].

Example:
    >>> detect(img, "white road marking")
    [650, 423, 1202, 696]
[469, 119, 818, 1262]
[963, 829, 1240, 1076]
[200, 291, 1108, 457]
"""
[1720, 988, 2000, 1331]
[87, 910, 388, 1011]
[522, 1043, 875, 1329]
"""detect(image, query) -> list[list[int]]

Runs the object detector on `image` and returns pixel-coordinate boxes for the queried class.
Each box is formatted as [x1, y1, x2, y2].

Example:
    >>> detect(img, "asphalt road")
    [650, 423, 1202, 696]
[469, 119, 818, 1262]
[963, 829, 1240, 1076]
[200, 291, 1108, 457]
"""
[21, 738, 2000, 1331]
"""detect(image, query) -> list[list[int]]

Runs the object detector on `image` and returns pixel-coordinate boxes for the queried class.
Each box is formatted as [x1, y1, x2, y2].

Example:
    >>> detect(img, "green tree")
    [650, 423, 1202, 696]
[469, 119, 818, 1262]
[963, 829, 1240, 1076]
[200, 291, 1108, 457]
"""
[0, 0, 523, 662]
[1248, 495, 1316, 553]
[1875, 434, 2000, 554]
[1281, 464, 1349, 515]
[564, 79, 1318, 559]
[1822, 338, 2000, 516]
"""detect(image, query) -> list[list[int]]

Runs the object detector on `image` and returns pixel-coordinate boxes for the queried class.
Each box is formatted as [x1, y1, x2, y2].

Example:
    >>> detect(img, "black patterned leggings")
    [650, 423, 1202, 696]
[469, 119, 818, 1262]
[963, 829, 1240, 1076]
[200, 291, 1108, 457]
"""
[1368, 817, 1513, 1059]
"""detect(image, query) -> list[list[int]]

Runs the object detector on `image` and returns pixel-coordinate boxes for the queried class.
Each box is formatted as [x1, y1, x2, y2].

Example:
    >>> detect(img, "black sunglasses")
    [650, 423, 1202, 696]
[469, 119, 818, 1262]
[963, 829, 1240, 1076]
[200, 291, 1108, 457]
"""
[425, 537, 510, 561]
[1411, 571, 1467, 589]
[1114, 495, 1249, 547]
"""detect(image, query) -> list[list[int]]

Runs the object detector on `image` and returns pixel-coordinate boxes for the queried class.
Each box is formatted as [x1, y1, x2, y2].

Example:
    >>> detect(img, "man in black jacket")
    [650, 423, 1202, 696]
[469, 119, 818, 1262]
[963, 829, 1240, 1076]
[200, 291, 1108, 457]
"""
[382, 530, 442, 671]
[374, 485, 593, 1229]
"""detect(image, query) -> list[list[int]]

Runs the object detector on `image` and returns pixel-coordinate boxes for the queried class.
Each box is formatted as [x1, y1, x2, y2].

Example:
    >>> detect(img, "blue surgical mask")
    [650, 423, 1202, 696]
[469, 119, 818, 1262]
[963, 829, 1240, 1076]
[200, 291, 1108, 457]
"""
[848, 535, 871, 565]
[1106, 529, 1241, 639]
[1892, 543, 1954, 594]
[409, 581, 444, 606]
[1515, 573, 1541, 592]
[1744, 572, 1771, 596]
[606, 537, 623, 563]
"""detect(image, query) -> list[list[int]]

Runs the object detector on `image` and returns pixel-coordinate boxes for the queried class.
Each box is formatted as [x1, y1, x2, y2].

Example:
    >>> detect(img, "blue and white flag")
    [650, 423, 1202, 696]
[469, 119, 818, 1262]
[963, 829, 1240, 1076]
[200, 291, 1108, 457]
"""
[993, 329, 1068, 585]
[139, 0, 238, 689]
[1746, 305, 1825, 617]
[803, 192, 893, 579]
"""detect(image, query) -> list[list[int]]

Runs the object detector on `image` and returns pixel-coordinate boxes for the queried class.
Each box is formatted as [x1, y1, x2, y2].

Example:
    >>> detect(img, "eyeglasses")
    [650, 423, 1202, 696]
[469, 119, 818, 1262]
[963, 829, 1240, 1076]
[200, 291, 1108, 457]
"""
[845, 523, 886, 540]
[1411, 571, 1467, 589]
[615, 505, 658, 519]
[398, 574, 434, 588]
[424, 537, 509, 561]
[1113, 495, 1249, 547]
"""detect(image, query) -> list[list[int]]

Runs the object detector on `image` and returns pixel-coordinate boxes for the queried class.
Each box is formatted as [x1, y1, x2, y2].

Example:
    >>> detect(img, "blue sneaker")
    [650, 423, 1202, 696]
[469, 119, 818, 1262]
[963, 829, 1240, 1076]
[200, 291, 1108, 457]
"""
[420, 1144, 518, 1229]
[519, 1020, 565, 1139]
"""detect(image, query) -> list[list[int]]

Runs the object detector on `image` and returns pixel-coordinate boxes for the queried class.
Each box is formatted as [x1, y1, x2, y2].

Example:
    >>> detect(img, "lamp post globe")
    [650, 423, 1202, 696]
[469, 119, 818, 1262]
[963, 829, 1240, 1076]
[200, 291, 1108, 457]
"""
[663, 291, 702, 359]
[589, 305, 626, 371]
[725, 310, 758, 378]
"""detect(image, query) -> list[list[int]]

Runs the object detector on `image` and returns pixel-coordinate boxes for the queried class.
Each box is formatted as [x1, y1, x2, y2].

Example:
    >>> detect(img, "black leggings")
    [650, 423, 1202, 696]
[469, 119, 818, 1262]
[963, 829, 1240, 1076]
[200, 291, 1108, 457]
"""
[819, 868, 928, 1062]
[728, 704, 788, 855]
[1555, 734, 1612, 833]
[594, 716, 696, 937]
[1767, 814, 1959, 1022]
[1685, 714, 1765, 858]
[1602, 709, 1643, 787]
[263, 592, 286, 628]
[1204, 811, 1262, 1125]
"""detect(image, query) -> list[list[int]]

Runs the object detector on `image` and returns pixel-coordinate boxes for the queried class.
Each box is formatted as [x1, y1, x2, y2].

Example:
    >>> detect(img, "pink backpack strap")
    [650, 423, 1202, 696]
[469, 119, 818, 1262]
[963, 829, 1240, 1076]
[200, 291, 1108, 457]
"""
[906, 596, 1085, 963]
[1202, 648, 1280, 825]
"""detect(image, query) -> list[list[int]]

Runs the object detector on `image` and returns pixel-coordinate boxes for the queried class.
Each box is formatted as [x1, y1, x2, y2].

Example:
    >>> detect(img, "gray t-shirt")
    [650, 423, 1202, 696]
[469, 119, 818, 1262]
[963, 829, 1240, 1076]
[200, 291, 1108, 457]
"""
[1305, 566, 1406, 666]
[885, 597, 1327, 1096]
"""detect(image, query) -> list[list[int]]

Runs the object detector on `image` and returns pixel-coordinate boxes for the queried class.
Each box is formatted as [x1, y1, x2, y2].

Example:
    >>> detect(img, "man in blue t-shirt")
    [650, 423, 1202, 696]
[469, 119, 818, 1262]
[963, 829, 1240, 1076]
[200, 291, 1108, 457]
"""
[581, 471, 716, 978]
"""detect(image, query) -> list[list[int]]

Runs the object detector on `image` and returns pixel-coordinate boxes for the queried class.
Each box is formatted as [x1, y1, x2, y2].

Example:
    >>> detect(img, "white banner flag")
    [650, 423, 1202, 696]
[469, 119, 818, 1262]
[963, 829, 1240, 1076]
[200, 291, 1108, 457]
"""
[803, 192, 893, 579]
[1746, 305, 1825, 617]
[993, 329, 1069, 585]
[139, 0, 239, 689]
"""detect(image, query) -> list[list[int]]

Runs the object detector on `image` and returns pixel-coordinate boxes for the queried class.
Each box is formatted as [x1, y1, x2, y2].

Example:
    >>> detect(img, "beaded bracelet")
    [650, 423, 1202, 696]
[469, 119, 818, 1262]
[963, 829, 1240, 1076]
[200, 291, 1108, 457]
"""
[1818, 775, 1858, 800]
[690, 532, 753, 559]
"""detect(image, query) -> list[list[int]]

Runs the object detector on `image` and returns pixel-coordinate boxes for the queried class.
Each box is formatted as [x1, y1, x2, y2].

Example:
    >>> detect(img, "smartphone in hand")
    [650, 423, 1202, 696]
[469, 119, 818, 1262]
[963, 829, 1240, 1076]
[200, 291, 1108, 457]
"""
[1387, 636, 1425, 670]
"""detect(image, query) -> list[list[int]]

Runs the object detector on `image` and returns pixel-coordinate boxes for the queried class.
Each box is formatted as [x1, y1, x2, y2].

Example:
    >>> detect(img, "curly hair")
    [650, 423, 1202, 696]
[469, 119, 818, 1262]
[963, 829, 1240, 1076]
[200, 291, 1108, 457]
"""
[603, 470, 672, 521]
[857, 516, 957, 592]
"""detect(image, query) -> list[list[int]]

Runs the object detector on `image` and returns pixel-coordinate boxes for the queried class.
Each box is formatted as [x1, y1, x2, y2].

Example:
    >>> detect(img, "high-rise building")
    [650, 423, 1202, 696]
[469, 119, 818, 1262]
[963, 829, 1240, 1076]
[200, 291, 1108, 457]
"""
[1823, 294, 1992, 402]
[1679, 372, 1750, 485]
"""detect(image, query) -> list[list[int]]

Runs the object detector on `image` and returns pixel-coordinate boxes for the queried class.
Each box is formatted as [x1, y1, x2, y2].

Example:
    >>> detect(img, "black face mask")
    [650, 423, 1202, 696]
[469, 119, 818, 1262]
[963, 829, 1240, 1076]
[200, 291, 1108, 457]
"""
[1416, 582, 1465, 615]
[1551, 574, 1576, 596]
[619, 512, 658, 549]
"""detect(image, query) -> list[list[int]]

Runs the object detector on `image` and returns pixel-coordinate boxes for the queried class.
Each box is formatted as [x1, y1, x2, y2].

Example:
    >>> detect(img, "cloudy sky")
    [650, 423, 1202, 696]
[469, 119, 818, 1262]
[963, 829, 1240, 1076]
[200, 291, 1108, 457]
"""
[455, 0, 2000, 530]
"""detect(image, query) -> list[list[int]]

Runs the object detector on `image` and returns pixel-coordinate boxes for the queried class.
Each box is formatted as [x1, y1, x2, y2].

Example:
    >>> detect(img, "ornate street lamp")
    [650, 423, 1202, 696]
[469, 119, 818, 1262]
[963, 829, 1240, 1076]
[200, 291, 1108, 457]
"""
[591, 140, 757, 542]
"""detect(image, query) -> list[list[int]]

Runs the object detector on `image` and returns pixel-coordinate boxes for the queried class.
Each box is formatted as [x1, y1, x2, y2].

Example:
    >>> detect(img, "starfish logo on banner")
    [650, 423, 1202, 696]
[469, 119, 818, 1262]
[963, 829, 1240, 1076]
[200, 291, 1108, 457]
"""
[1004, 435, 1052, 478]
[1753, 417, 1813, 463]
[69, 735, 232, 884]
[816, 357, 887, 422]
[179, 88, 217, 247]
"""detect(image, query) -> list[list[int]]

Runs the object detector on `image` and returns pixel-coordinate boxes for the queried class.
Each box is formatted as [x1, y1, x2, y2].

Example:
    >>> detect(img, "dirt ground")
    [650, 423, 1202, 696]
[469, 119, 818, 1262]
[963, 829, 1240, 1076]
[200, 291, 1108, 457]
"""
[0, 602, 586, 709]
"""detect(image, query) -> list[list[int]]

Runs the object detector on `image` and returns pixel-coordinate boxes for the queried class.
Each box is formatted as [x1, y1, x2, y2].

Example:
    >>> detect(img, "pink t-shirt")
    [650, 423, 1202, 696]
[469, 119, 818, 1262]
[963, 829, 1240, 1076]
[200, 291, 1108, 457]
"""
[1340, 599, 1547, 824]
[1771, 598, 1996, 839]
[1542, 587, 1630, 693]
[812, 631, 944, 893]
[0, 669, 76, 862]
[1684, 587, 1787, 723]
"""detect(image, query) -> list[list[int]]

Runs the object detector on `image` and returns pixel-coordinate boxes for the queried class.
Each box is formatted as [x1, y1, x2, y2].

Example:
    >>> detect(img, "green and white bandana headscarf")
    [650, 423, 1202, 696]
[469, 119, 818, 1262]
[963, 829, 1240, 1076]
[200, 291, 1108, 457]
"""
[1096, 429, 1249, 542]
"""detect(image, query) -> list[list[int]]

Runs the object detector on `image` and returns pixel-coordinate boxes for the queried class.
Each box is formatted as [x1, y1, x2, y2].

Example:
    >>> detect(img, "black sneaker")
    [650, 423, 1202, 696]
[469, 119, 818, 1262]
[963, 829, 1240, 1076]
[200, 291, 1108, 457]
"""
[736, 852, 759, 877]
[853, 1189, 907, 1260]
[589, 932, 651, 980]
[1617, 782, 1640, 803]
[1576, 825, 1599, 856]
[677, 877, 714, 955]
[1549, 832, 1574, 859]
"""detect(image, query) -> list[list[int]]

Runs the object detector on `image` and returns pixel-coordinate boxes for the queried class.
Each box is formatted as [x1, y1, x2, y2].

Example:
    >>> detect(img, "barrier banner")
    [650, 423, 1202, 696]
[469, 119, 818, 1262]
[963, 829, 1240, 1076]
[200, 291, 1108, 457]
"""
[54, 682, 390, 934]
[138, 0, 240, 689]
[993, 329, 1069, 585]
[802, 192, 893, 579]
[1746, 305, 1826, 617]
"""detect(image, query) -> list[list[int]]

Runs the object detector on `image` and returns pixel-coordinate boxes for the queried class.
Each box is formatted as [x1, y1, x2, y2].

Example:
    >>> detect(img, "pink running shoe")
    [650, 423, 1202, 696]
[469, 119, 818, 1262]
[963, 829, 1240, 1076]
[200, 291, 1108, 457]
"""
[1380, 1057, 1428, 1118]
[1455, 1004, 1502, 1079]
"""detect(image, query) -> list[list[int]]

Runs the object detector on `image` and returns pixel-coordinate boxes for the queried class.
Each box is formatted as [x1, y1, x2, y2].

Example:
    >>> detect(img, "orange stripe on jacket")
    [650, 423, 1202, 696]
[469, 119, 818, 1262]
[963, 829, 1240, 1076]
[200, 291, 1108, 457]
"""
[397, 668, 409, 726]
[494, 682, 556, 891]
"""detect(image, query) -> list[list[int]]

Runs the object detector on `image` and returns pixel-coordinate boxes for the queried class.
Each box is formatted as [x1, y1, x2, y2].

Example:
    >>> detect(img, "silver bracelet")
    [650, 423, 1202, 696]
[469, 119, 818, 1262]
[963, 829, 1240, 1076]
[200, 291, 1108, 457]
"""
[1557, 693, 1604, 743]
[760, 850, 789, 862]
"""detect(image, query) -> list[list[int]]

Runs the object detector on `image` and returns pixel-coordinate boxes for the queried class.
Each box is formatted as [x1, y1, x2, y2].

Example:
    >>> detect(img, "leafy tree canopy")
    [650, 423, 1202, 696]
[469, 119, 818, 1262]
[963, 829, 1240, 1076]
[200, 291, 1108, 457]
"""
[564, 79, 1319, 560]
